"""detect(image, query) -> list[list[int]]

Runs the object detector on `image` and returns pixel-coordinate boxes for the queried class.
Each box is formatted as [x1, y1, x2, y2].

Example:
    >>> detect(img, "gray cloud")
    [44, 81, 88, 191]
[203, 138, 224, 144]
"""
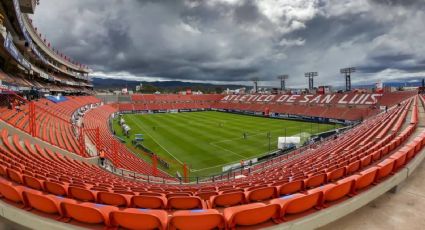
[371, 0, 425, 7]
[32, 0, 425, 87]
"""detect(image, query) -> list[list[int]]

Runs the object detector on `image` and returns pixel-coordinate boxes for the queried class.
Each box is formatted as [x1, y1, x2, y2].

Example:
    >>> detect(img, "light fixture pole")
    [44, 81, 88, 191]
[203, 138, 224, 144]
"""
[305, 72, 318, 90]
[340, 67, 356, 91]
[277, 75, 289, 91]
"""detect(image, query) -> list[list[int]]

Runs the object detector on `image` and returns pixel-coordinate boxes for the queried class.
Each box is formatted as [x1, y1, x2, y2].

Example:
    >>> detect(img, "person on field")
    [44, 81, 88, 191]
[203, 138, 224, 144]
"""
[99, 149, 106, 166]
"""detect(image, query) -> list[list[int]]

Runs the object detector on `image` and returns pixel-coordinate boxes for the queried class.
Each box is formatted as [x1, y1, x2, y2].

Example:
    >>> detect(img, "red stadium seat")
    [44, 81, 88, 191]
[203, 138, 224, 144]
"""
[271, 191, 322, 221]
[0, 165, 7, 177]
[327, 167, 346, 182]
[346, 160, 361, 175]
[376, 159, 395, 181]
[166, 192, 191, 199]
[389, 151, 407, 171]
[221, 188, 245, 194]
[0, 179, 26, 205]
[6, 168, 23, 184]
[138, 192, 164, 197]
[61, 200, 118, 225]
[130, 195, 167, 209]
[110, 208, 168, 230]
[169, 209, 225, 230]
[223, 203, 280, 229]
[277, 180, 304, 195]
[245, 186, 277, 202]
[402, 145, 416, 162]
[44, 181, 68, 196]
[309, 179, 354, 207]
[23, 190, 66, 215]
[208, 192, 245, 208]
[97, 191, 130, 207]
[344, 167, 378, 194]
[196, 191, 219, 201]
[167, 196, 205, 210]
[68, 186, 96, 202]
[22, 175, 44, 191]
[371, 151, 381, 161]
[360, 155, 372, 167]
[304, 174, 327, 189]
[199, 186, 216, 192]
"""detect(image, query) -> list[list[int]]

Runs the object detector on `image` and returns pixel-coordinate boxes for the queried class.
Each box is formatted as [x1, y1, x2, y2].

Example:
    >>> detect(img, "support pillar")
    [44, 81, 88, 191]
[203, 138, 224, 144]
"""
[79, 127, 85, 157]
[152, 155, 158, 176]
[28, 102, 36, 137]
[95, 127, 100, 151]
[183, 163, 189, 183]
[112, 140, 119, 166]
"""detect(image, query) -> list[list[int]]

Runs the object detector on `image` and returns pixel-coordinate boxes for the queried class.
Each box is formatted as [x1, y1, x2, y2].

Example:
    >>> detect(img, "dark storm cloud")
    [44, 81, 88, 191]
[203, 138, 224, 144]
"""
[233, 1, 261, 24]
[32, 0, 425, 86]
[371, 0, 425, 7]
[370, 53, 414, 63]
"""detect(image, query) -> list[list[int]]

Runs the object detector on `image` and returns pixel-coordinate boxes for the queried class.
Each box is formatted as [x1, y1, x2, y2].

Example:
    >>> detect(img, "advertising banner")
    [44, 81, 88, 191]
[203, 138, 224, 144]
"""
[13, 0, 49, 64]
[4, 32, 31, 70]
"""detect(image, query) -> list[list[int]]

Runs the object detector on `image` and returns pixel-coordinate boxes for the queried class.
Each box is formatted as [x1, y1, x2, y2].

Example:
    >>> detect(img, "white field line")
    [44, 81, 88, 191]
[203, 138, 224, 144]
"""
[130, 113, 315, 172]
[128, 116, 184, 165]
[204, 128, 286, 166]
[209, 142, 246, 158]
[190, 131, 311, 172]
[190, 160, 240, 172]
[209, 128, 285, 145]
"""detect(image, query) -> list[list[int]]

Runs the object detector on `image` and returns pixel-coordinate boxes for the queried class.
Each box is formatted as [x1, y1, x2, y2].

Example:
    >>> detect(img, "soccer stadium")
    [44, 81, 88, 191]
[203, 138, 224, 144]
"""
[0, 0, 424, 229]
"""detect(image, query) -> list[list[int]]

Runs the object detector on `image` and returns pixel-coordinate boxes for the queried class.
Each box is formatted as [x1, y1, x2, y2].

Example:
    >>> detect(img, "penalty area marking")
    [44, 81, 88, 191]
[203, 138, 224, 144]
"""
[129, 114, 315, 172]
[209, 128, 295, 145]
[209, 142, 246, 159]
[191, 131, 311, 173]
[206, 129, 287, 162]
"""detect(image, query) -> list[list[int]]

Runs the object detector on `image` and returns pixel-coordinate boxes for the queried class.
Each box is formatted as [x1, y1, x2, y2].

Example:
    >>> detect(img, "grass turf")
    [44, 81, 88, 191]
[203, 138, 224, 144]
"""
[113, 111, 340, 177]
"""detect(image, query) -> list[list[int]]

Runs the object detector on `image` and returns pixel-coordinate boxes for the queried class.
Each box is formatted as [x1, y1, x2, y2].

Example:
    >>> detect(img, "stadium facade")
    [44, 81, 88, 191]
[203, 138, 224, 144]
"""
[0, 0, 92, 95]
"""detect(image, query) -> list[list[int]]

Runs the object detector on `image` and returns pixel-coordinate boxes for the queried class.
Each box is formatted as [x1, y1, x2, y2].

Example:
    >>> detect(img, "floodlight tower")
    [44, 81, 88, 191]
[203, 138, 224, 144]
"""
[277, 75, 289, 91]
[305, 72, 318, 90]
[251, 77, 259, 93]
[340, 67, 356, 91]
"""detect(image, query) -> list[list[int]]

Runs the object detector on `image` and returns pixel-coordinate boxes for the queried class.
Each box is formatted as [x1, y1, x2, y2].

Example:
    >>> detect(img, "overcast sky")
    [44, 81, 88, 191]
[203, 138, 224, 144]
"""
[32, 0, 425, 87]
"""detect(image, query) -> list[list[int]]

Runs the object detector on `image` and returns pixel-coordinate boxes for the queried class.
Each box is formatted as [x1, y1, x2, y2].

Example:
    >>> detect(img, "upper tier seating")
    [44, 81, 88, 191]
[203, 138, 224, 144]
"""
[116, 92, 416, 121]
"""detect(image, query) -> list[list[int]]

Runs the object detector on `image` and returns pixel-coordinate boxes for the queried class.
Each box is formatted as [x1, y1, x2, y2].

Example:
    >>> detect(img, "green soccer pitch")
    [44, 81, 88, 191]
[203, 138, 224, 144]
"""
[112, 111, 341, 177]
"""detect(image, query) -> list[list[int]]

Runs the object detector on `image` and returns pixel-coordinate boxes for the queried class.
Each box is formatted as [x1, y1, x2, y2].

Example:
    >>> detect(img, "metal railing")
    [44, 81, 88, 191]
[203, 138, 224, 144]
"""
[97, 123, 357, 185]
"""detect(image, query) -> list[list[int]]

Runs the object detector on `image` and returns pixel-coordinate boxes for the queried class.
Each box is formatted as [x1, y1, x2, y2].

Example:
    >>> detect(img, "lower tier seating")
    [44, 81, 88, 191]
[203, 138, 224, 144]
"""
[0, 95, 421, 229]
[84, 105, 170, 177]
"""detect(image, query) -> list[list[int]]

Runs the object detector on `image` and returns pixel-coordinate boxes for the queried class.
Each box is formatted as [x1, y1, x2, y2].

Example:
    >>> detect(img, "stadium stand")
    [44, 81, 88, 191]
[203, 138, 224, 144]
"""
[0, 92, 424, 229]
[1, 1, 424, 229]
[0, 95, 101, 157]
[83, 104, 170, 177]
[111, 92, 416, 122]
[0, 0, 92, 94]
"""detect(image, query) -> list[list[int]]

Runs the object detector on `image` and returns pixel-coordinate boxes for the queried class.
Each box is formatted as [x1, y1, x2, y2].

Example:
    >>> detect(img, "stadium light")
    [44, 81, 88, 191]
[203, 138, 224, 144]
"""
[277, 75, 289, 91]
[340, 67, 356, 91]
[251, 77, 260, 93]
[305, 72, 318, 90]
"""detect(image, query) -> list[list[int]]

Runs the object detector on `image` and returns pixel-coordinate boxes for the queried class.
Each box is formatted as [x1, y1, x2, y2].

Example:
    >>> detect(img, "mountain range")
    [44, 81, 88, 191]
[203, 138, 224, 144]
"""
[92, 77, 245, 93]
